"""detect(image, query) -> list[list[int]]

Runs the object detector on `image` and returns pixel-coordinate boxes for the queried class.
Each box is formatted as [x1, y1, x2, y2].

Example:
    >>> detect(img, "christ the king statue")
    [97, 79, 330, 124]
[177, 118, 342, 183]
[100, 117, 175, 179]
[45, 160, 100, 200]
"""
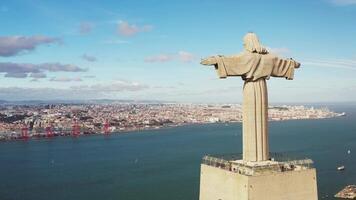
[201, 33, 300, 162]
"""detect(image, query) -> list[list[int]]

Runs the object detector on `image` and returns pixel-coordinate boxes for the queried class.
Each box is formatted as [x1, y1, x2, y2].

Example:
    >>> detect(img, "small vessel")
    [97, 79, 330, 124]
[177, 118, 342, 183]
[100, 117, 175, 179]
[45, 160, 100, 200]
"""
[347, 150, 351, 154]
[337, 166, 345, 171]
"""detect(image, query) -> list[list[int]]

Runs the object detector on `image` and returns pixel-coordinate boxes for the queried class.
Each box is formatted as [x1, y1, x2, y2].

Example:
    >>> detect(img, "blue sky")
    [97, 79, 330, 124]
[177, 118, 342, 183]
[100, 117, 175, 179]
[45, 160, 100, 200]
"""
[0, 0, 356, 103]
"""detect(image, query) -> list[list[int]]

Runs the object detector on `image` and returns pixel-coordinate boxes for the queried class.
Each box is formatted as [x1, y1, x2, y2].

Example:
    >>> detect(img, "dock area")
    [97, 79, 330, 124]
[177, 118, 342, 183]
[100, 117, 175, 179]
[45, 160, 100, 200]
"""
[335, 185, 356, 199]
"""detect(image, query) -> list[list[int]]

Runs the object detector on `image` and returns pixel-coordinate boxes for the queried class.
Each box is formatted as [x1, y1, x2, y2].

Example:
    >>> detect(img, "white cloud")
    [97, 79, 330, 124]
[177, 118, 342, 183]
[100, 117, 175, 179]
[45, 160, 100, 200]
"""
[4, 73, 27, 78]
[145, 51, 195, 63]
[29, 72, 47, 82]
[178, 51, 195, 62]
[83, 75, 96, 78]
[79, 22, 94, 34]
[82, 54, 97, 62]
[39, 63, 87, 72]
[267, 47, 290, 57]
[117, 21, 152, 37]
[144, 54, 173, 63]
[0, 81, 149, 100]
[71, 80, 149, 92]
[50, 77, 83, 82]
[0, 35, 60, 57]
[30, 72, 47, 79]
[95, 81, 146, 91]
[0, 62, 87, 78]
[302, 58, 356, 70]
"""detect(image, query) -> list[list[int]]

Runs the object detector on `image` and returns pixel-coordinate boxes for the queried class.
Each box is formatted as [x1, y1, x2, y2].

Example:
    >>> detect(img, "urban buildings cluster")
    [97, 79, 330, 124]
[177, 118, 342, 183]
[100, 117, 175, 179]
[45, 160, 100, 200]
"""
[0, 103, 344, 140]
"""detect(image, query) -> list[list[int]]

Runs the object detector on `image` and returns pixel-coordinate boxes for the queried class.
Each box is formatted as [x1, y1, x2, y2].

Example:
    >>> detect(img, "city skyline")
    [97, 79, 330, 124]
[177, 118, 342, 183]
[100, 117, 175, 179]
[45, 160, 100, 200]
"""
[1, 0, 356, 103]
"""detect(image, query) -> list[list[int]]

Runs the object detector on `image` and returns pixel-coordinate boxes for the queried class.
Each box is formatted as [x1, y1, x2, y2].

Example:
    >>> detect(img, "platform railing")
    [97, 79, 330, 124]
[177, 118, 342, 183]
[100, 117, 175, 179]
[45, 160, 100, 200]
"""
[202, 153, 314, 175]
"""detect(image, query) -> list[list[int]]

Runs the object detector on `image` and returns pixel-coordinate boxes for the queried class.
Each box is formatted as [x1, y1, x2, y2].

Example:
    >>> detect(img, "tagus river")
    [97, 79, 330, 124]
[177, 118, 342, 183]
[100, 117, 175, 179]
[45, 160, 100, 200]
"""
[0, 105, 356, 200]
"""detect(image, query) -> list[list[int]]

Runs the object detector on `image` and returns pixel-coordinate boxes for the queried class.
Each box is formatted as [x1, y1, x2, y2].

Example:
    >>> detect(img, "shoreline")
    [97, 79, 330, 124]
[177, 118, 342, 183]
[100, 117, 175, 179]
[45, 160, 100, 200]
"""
[0, 114, 345, 142]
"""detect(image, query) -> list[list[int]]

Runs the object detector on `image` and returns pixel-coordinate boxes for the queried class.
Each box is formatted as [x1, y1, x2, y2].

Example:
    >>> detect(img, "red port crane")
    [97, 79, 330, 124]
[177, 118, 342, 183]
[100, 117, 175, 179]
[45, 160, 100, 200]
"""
[45, 124, 54, 138]
[103, 120, 110, 135]
[21, 125, 29, 139]
[72, 119, 80, 137]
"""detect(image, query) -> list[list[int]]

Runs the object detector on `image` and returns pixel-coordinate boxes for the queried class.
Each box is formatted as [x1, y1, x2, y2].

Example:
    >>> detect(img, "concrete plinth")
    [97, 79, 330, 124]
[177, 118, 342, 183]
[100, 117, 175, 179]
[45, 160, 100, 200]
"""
[199, 160, 318, 200]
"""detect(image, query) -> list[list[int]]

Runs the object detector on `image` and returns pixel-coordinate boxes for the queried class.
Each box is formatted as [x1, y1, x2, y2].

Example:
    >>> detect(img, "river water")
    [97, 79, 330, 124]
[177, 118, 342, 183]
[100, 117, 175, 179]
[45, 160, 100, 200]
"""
[0, 105, 355, 200]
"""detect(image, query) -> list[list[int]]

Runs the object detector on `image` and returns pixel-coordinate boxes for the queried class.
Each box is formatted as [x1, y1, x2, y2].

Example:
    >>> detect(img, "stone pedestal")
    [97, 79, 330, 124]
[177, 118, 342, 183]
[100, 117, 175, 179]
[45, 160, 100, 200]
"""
[199, 158, 318, 200]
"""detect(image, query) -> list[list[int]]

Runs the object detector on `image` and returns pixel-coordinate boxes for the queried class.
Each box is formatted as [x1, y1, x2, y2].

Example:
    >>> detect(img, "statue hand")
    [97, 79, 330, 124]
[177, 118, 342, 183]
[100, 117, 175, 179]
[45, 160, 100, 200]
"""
[200, 56, 217, 65]
[295, 62, 301, 68]
[290, 58, 300, 69]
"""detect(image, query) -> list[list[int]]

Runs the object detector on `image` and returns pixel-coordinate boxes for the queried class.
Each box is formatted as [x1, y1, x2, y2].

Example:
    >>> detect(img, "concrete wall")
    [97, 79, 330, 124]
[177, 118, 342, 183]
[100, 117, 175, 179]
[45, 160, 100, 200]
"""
[199, 164, 248, 200]
[199, 164, 318, 200]
[248, 169, 318, 200]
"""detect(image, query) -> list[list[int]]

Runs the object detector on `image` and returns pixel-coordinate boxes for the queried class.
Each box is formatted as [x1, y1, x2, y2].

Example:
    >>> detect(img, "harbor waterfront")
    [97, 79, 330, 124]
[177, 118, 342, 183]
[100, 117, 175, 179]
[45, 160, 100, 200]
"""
[0, 103, 343, 141]
[0, 104, 355, 200]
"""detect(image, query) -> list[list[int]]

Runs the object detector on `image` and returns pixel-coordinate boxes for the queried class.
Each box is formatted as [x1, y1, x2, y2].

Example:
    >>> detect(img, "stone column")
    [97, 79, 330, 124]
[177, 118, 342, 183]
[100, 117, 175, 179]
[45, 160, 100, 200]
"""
[242, 78, 269, 162]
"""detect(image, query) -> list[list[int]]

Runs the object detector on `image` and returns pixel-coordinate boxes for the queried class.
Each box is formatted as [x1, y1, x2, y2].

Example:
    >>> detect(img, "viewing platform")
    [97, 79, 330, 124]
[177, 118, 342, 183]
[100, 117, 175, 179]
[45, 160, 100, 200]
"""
[201, 153, 314, 176]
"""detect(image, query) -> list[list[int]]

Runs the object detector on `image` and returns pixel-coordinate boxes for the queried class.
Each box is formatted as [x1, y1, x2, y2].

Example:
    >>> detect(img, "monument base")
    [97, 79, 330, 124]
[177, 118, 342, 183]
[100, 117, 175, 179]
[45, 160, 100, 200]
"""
[199, 157, 318, 200]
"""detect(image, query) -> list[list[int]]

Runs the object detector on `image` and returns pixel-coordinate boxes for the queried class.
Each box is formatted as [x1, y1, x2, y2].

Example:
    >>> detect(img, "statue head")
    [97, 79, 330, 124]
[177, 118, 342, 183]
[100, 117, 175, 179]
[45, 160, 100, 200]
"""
[243, 32, 268, 54]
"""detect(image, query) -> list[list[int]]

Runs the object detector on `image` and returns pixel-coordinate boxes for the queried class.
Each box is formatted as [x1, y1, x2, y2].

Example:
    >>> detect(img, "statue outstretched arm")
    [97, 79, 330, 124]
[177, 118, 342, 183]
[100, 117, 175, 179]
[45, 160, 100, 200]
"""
[201, 56, 228, 78]
[271, 57, 300, 80]
[200, 56, 218, 66]
[201, 55, 248, 78]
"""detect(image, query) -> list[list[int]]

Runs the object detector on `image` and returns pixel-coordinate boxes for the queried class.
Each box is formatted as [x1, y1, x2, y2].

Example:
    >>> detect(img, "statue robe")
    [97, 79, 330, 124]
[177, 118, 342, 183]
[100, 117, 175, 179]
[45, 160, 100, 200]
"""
[212, 52, 296, 80]
[210, 52, 298, 162]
